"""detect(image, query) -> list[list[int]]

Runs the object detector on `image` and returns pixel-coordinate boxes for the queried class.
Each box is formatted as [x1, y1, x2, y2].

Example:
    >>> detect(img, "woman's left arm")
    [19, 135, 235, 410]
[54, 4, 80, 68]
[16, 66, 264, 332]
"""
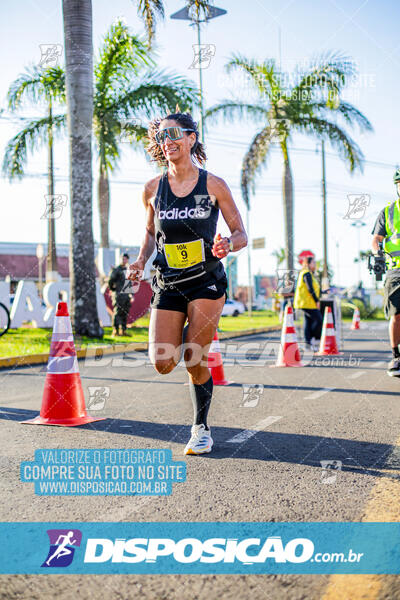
[208, 174, 248, 259]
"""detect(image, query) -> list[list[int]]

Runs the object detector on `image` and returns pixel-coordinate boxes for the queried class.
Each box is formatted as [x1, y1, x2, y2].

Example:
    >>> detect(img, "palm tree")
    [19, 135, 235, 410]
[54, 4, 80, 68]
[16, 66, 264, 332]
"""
[135, 0, 215, 47]
[94, 19, 197, 247]
[205, 52, 373, 270]
[62, 0, 103, 337]
[271, 247, 285, 272]
[3, 66, 66, 280]
[4, 20, 198, 253]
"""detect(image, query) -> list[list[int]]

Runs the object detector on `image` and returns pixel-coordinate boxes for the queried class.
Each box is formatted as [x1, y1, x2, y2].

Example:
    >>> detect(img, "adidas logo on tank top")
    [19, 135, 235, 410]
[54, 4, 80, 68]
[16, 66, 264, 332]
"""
[157, 205, 208, 219]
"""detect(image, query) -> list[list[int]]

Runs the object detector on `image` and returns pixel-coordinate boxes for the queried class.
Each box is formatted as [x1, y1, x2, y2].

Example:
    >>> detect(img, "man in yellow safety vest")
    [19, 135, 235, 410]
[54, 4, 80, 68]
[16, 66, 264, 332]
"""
[372, 169, 400, 376]
[294, 255, 322, 350]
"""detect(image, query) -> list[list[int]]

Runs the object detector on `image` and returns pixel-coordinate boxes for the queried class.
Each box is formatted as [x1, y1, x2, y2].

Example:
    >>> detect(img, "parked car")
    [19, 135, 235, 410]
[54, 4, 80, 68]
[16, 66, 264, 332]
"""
[221, 298, 245, 317]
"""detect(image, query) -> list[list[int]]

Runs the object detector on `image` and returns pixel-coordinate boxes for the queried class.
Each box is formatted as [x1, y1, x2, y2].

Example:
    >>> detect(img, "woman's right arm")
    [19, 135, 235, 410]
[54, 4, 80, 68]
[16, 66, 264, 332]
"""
[128, 177, 159, 280]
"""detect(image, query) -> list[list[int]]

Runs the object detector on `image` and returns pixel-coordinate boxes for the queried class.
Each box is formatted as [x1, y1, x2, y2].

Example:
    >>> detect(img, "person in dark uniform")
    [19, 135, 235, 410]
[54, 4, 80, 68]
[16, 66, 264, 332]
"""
[372, 169, 400, 376]
[108, 253, 131, 336]
[127, 112, 247, 455]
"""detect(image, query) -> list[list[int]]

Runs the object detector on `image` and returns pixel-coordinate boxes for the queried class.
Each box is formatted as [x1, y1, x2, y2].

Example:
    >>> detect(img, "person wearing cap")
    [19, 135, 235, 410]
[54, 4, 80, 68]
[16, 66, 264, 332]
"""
[108, 253, 132, 336]
[294, 255, 322, 350]
[371, 169, 400, 376]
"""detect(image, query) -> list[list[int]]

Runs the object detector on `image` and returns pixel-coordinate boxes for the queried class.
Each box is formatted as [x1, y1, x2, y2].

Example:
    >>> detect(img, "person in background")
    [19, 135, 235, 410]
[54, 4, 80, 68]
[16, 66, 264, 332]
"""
[108, 253, 132, 336]
[294, 256, 322, 349]
[371, 169, 400, 376]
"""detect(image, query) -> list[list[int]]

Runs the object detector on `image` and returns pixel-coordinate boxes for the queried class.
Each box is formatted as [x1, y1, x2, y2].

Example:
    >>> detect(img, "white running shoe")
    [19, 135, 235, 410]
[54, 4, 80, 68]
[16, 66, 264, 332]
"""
[184, 424, 213, 455]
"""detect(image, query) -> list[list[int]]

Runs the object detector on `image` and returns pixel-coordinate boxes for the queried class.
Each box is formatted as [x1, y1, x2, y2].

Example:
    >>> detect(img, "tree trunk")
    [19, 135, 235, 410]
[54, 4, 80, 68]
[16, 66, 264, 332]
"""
[282, 141, 294, 271]
[98, 163, 110, 248]
[46, 100, 58, 281]
[62, 0, 103, 337]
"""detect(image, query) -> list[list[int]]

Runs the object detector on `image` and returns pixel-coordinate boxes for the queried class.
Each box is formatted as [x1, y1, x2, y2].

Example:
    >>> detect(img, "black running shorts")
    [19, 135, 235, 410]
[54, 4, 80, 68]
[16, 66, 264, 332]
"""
[384, 272, 400, 318]
[151, 270, 228, 314]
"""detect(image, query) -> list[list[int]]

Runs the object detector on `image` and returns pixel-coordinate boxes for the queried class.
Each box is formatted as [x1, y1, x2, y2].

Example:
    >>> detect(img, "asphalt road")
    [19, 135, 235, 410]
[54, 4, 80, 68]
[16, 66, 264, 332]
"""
[1, 321, 400, 599]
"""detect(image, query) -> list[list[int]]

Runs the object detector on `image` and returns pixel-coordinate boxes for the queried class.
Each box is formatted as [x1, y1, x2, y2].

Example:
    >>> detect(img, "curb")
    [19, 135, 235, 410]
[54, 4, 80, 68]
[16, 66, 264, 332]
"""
[0, 325, 281, 369]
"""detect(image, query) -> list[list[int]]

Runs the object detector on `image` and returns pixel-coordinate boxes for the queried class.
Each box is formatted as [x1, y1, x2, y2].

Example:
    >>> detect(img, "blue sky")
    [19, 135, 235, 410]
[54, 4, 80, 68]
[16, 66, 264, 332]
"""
[0, 0, 399, 287]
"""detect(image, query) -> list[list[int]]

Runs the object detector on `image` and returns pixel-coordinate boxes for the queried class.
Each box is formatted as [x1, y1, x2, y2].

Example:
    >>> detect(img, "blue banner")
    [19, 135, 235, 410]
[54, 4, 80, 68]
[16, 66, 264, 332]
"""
[1, 522, 400, 574]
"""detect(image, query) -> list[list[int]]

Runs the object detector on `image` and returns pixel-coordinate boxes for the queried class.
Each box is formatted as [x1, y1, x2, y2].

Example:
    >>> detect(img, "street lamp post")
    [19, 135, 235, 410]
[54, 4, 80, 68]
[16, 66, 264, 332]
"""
[351, 220, 366, 283]
[170, 4, 227, 143]
[36, 243, 44, 299]
[321, 140, 329, 289]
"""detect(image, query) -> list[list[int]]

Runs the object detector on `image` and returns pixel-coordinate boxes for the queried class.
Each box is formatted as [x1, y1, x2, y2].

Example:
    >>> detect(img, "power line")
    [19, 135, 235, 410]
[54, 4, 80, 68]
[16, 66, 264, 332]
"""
[208, 135, 397, 170]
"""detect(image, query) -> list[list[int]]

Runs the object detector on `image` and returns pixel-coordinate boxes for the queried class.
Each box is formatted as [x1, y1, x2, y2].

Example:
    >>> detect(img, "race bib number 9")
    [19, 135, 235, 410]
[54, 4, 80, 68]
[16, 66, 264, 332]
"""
[164, 239, 205, 269]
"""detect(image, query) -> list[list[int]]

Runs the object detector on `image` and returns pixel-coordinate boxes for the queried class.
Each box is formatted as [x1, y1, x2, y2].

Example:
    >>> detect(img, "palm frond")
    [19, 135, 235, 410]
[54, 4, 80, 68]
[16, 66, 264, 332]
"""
[294, 116, 364, 172]
[111, 70, 198, 117]
[226, 54, 280, 101]
[290, 51, 356, 104]
[7, 66, 65, 110]
[135, 0, 165, 47]
[95, 19, 151, 99]
[241, 126, 273, 209]
[205, 101, 269, 124]
[2, 114, 66, 179]
[308, 100, 373, 132]
[186, 0, 216, 22]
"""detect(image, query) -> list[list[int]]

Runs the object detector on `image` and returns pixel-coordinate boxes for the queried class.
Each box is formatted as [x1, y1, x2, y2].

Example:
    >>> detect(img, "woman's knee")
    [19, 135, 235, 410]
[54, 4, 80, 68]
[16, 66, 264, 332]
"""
[149, 342, 179, 374]
[186, 359, 209, 378]
[152, 358, 176, 375]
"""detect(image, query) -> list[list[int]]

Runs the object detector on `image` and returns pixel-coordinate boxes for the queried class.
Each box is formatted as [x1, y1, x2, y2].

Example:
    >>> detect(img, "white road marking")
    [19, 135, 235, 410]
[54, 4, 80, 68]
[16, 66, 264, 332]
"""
[227, 416, 282, 444]
[371, 361, 385, 368]
[347, 371, 366, 380]
[304, 387, 335, 400]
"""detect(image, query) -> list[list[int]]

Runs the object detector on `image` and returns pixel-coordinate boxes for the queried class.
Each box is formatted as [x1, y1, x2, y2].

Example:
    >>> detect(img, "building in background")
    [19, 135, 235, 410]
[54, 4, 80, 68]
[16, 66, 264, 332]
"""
[235, 274, 278, 308]
[0, 242, 141, 293]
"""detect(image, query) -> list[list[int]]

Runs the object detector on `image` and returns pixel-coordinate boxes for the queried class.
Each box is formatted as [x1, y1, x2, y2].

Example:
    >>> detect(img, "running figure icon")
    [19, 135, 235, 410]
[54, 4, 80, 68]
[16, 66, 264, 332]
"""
[46, 531, 76, 565]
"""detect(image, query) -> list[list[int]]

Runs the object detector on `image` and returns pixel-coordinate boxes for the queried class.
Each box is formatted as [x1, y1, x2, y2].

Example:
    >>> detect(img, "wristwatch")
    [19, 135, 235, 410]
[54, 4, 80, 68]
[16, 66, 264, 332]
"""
[227, 237, 234, 252]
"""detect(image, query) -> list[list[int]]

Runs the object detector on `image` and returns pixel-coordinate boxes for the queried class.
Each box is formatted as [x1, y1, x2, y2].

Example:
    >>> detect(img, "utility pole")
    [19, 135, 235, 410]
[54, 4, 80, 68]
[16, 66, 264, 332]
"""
[226, 255, 235, 300]
[247, 207, 252, 317]
[321, 140, 329, 287]
[171, 4, 227, 144]
[46, 100, 58, 282]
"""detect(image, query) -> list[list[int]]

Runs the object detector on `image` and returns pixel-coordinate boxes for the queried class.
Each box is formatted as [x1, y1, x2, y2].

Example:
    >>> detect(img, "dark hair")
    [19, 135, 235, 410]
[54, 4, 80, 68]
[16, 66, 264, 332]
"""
[146, 112, 207, 167]
[122, 253, 129, 259]
[306, 256, 314, 266]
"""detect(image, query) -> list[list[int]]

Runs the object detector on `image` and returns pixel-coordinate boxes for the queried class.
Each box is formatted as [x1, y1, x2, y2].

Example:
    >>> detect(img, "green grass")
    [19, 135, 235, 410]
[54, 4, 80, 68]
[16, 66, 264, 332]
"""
[2, 315, 151, 359]
[2, 307, 387, 359]
[2, 311, 281, 358]
[218, 310, 280, 332]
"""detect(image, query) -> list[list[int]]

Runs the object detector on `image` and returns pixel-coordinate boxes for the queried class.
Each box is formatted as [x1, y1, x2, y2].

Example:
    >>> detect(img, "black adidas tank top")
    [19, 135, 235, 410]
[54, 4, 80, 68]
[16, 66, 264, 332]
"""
[152, 168, 220, 274]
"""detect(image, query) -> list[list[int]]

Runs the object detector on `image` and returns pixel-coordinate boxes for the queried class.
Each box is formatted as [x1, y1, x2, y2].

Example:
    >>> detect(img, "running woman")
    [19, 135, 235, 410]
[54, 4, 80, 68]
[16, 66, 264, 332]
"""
[127, 112, 247, 455]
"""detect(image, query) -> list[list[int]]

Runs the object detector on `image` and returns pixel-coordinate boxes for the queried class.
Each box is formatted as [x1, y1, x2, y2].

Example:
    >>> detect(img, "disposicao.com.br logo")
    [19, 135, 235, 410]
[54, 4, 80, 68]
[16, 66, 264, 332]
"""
[36, 528, 365, 572]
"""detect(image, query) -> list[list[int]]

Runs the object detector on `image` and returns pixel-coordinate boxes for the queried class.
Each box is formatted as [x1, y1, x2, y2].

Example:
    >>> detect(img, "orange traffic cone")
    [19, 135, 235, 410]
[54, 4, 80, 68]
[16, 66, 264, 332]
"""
[208, 330, 232, 385]
[271, 304, 303, 367]
[22, 302, 105, 426]
[316, 306, 341, 356]
[351, 307, 360, 330]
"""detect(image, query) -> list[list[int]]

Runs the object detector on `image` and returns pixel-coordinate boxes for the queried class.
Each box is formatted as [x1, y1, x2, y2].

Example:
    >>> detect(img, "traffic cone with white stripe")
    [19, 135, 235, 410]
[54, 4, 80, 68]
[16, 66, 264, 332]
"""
[351, 307, 361, 330]
[271, 304, 303, 367]
[208, 330, 232, 385]
[316, 306, 341, 356]
[22, 302, 105, 426]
